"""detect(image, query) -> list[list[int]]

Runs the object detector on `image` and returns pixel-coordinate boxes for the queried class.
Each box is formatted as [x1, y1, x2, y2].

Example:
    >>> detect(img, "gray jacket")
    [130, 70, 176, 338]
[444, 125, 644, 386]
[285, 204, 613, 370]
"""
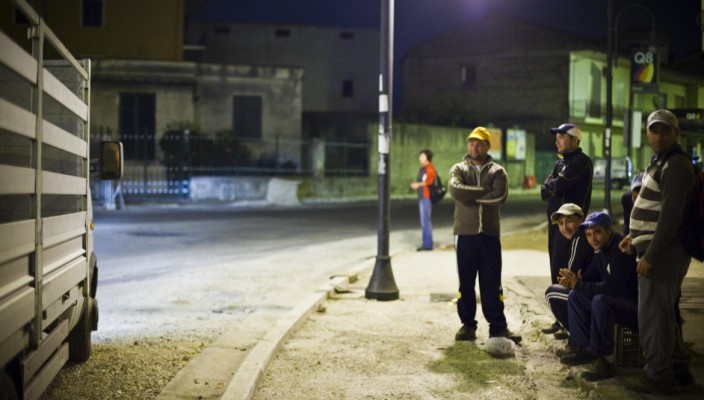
[449, 154, 508, 236]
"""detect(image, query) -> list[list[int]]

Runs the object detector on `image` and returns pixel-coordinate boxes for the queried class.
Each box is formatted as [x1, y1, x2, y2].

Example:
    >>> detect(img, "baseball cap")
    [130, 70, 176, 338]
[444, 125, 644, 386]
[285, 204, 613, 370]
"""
[630, 172, 644, 191]
[549, 123, 582, 140]
[647, 109, 679, 129]
[578, 211, 613, 230]
[467, 127, 491, 142]
[550, 203, 584, 224]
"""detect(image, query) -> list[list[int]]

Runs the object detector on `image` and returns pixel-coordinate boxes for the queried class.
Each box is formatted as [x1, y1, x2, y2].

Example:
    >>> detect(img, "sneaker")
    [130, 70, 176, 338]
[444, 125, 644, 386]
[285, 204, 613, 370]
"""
[455, 325, 477, 341]
[555, 345, 575, 358]
[491, 328, 522, 344]
[416, 246, 433, 251]
[560, 347, 596, 366]
[541, 321, 561, 334]
[673, 362, 695, 387]
[581, 357, 615, 382]
[626, 374, 673, 395]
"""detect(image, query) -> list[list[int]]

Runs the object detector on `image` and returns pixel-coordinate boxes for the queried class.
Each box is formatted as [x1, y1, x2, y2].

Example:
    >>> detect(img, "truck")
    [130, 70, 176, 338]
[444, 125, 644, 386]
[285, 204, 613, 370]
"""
[0, 1, 122, 398]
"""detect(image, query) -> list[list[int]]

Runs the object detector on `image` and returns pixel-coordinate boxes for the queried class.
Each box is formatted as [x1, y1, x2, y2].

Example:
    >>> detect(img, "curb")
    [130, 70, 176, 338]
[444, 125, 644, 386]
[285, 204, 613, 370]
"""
[219, 252, 394, 400]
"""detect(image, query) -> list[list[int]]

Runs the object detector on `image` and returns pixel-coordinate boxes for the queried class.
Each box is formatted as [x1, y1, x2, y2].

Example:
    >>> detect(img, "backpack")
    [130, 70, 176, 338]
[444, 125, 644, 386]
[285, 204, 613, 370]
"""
[430, 174, 447, 205]
[670, 150, 704, 262]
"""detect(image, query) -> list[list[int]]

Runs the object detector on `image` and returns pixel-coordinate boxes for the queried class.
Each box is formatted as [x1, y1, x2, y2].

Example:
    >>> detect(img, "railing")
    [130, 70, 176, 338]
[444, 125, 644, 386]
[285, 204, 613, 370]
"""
[90, 131, 370, 202]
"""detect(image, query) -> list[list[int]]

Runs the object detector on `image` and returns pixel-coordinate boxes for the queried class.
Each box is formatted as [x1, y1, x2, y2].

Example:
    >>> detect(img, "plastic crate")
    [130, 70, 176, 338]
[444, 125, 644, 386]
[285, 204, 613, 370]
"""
[613, 324, 644, 369]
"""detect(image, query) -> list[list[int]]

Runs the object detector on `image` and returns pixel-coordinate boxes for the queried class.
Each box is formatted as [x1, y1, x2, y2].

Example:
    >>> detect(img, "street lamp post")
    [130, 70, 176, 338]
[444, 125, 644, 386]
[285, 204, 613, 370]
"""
[365, 0, 399, 301]
[605, 0, 656, 215]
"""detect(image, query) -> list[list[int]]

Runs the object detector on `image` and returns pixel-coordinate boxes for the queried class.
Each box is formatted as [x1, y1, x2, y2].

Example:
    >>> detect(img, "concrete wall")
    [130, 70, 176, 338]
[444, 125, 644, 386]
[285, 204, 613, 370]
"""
[197, 23, 379, 115]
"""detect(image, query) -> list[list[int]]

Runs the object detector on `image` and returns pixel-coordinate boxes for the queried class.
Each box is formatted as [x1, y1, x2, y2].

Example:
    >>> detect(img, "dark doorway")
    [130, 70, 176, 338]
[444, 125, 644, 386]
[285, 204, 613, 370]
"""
[119, 93, 156, 160]
[232, 96, 262, 139]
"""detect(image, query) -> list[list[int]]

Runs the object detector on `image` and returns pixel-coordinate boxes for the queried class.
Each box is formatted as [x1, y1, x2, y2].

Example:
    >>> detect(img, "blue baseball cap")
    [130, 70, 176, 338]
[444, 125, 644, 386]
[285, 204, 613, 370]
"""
[549, 123, 582, 140]
[578, 211, 613, 230]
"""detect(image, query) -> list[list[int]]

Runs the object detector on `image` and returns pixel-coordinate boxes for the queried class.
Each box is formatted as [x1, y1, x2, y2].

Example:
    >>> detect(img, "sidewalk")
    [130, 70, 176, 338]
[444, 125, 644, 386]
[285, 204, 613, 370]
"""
[248, 246, 704, 399]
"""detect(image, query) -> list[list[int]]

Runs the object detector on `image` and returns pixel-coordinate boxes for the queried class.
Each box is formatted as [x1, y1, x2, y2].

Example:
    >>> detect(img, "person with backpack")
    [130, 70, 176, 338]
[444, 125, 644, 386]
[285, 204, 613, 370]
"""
[410, 149, 437, 251]
[619, 109, 695, 394]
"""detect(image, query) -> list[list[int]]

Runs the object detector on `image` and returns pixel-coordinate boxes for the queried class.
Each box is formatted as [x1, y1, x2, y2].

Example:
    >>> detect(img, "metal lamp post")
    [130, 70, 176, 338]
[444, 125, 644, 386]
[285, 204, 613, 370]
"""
[365, 0, 399, 301]
[605, 0, 656, 214]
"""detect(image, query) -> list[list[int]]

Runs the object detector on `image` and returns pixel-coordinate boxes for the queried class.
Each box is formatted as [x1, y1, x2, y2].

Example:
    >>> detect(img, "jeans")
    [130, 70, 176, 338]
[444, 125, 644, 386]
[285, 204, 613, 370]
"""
[419, 197, 433, 249]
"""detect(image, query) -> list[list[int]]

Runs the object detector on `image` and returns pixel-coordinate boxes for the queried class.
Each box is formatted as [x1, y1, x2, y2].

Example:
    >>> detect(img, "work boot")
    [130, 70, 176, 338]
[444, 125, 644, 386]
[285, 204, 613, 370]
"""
[626, 374, 673, 395]
[541, 321, 561, 334]
[560, 347, 596, 366]
[555, 345, 575, 358]
[491, 328, 522, 344]
[455, 325, 476, 341]
[581, 357, 615, 381]
[553, 331, 569, 340]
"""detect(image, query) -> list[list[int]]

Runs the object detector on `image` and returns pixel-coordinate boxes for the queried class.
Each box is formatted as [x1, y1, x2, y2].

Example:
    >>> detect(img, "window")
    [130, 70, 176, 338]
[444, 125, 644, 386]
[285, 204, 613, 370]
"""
[275, 29, 291, 38]
[119, 93, 156, 161]
[82, 0, 104, 28]
[214, 26, 230, 34]
[340, 31, 355, 40]
[342, 80, 354, 98]
[460, 66, 476, 89]
[233, 96, 262, 139]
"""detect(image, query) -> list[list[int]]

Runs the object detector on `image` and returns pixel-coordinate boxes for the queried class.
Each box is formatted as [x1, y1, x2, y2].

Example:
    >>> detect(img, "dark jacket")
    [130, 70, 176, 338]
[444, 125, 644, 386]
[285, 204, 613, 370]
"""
[552, 230, 593, 274]
[574, 232, 638, 301]
[541, 148, 593, 223]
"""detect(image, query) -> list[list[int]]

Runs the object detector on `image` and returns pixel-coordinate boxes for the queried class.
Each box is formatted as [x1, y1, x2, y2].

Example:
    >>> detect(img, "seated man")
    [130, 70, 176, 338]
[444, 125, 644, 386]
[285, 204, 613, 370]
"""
[542, 203, 593, 335]
[557, 212, 638, 382]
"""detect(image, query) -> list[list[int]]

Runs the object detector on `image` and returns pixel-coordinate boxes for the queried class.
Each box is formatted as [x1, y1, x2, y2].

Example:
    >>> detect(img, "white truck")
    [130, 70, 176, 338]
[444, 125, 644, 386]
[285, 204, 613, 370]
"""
[0, 1, 122, 399]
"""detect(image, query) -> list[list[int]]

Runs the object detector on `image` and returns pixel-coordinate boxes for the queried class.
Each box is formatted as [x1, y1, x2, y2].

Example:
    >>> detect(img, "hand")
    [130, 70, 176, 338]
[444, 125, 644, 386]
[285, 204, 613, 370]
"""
[636, 257, 652, 277]
[558, 268, 579, 289]
[619, 235, 634, 254]
[410, 182, 422, 190]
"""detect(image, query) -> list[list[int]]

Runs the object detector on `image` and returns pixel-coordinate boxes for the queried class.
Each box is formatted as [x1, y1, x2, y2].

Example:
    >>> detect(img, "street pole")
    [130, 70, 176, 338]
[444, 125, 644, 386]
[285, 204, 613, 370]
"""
[366, 0, 399, 301]
[604, 0, 613, 215]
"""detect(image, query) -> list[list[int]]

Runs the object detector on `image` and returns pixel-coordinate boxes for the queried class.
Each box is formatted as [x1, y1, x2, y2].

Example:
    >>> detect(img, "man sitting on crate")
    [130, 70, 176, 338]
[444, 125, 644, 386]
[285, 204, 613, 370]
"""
[556, 212, 638, 382]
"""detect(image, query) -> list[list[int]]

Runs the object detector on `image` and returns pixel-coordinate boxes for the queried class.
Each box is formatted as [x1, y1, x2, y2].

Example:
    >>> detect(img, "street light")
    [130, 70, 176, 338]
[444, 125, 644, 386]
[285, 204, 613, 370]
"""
[604, 0, 655, 215]
[365, 0, 399, 301]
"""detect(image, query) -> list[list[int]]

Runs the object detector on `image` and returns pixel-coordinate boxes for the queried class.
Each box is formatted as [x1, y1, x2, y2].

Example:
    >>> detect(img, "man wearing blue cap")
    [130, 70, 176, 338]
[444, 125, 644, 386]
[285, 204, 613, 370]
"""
[540, 122, 593, 334]
[557, 211, 638, 382]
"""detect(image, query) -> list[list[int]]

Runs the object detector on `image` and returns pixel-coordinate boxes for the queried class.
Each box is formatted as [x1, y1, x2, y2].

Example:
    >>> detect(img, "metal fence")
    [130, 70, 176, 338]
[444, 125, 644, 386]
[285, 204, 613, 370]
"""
[90, 131, 370, 202]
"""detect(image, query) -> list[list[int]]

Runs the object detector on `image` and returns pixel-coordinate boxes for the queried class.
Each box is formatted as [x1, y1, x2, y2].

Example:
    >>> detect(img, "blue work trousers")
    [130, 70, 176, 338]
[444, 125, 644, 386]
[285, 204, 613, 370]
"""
[455, 234, 507, 335]
[567, 291, 638, 356]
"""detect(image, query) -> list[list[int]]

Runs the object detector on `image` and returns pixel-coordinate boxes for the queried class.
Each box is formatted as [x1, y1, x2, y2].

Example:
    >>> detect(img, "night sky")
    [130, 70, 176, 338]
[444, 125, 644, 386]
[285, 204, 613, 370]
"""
[199, 0, 702, 59]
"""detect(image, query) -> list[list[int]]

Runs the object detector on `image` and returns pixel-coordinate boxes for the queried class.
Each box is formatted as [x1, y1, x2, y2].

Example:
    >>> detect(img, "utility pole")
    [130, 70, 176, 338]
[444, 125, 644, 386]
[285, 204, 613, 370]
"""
[604, 0, 614, 215]
[366, 0, 399, 301]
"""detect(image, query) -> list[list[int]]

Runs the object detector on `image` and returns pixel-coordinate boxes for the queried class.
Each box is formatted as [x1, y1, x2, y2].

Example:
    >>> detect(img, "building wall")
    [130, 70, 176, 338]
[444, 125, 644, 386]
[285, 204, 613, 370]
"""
[90, 60, 303, 165]
[1, 0, 184, 61]
[196, 23, 379, 115]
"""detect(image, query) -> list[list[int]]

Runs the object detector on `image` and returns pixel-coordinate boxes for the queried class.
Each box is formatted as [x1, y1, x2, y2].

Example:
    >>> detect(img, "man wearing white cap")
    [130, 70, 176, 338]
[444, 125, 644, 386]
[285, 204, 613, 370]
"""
[619, 109, 695, 394]
[540, 122, 593, 334]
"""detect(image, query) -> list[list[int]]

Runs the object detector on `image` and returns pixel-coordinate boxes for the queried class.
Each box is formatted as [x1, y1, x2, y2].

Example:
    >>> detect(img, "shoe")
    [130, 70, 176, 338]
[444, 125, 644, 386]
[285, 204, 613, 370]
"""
[416, 246, 432, 251]
[560, 347, 596, 366]
[673, 362, 695, 386]
[455, 325, 477, 341]
[626, 374, 673, 395]
[553, 331, 569, 340]
[541, 321, 561, 334]
[555, 345, 575, 358]
[491, 328, 522, 344]
[581, 357, 615, 382]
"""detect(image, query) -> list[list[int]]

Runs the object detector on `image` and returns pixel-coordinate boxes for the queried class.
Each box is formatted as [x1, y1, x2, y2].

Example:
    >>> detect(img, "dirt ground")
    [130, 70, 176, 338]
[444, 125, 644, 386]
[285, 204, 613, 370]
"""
[253, 243, 589, 400]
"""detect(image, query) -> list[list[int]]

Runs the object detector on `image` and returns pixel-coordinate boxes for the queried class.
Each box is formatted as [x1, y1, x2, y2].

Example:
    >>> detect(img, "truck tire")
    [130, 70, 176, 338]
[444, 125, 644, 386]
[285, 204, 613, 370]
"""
[0, 371, 18, 400]
[68, 297, 94, 362]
